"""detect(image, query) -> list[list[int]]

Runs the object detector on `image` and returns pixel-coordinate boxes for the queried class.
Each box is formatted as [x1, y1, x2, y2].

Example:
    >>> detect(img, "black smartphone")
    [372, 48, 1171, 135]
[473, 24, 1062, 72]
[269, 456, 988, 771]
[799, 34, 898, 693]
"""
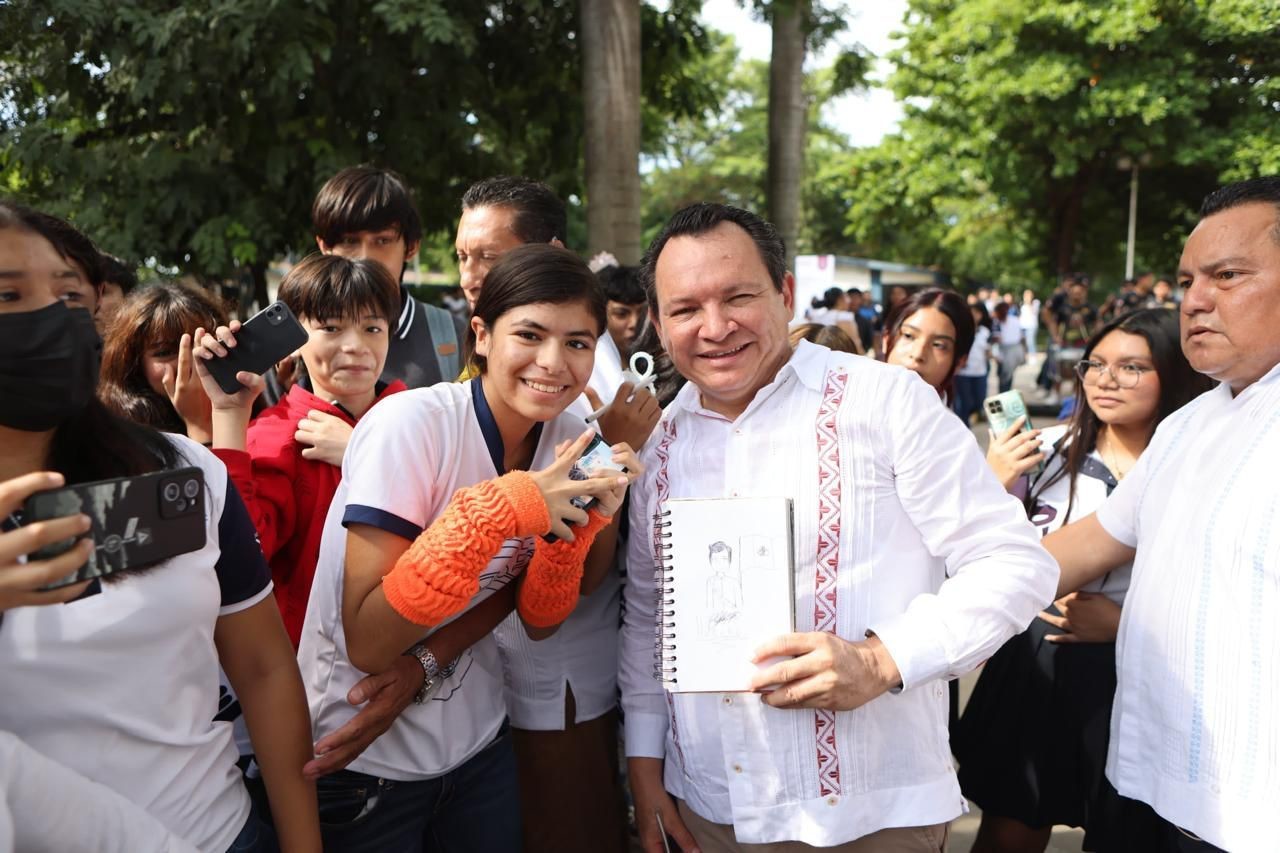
[206, 300, 309, 394]
[544, 435, 626, 543]
[24, 467, 208, 589]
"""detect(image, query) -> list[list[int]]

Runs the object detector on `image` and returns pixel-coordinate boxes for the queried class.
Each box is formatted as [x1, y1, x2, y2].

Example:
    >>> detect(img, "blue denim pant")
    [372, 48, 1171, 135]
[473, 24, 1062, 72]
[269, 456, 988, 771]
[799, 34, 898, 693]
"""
[225, 793, 278, 853]
[316, 722, 521, 853]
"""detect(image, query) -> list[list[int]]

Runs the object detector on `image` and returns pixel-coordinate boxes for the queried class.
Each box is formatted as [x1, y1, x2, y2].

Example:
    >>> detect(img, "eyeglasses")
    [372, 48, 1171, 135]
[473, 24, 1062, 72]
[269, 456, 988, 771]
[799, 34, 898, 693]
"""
[1074, 359, 1153, 388]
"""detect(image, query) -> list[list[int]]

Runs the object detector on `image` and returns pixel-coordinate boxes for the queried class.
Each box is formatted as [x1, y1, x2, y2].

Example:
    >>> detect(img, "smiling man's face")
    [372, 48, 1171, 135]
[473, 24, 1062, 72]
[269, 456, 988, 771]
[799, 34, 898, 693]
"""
[651, 221, 794, 420]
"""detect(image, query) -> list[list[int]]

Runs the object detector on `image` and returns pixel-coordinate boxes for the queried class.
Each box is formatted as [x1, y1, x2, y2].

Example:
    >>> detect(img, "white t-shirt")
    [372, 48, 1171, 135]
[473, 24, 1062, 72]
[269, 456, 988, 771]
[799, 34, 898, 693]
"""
[1021, 300, 1041, 331]
[807, 307, 855, 328]
[956, 325, 991, 378]
[0, 436, 272, 853]
[1025, 425, 1130, 604]
[298, 380, 597, 779]
[1095, 366, 1280, 852]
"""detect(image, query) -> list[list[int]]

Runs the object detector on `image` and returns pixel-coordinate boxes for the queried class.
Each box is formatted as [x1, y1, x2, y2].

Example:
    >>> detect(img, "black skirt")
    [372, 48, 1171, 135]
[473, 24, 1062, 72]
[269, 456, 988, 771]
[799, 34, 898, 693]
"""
[952, 607, 1124, 849]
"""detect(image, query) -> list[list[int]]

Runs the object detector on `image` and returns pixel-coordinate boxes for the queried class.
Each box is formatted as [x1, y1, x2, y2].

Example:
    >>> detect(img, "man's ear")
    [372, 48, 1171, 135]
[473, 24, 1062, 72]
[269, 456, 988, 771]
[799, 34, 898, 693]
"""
[405, 240, 421, 258]
[315, 235, 330, 254]
[780, 271, 796, 314]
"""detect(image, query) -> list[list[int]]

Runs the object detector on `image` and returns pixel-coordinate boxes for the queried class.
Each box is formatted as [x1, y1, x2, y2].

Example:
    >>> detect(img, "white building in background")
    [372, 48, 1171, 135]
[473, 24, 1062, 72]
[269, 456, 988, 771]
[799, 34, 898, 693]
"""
[793, 254, 943, 321]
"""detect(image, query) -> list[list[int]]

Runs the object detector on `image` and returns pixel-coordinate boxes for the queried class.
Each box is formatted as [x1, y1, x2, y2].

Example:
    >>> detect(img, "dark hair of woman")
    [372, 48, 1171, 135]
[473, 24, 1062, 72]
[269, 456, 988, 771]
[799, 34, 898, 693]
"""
[0, 203, 180, 485]
[970, 299, 993, 332]
[1027, 308, 1213, 519]
[882, 288, 976, 394]
[789, 322, 859, 354]
[99, 282, 229, 434]
[465, 243, 606, 373]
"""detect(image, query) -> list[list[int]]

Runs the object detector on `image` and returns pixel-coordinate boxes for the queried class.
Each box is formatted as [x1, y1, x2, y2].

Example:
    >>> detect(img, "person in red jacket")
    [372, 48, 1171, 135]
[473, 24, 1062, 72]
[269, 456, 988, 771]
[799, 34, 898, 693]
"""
[193, 253, 405, 646]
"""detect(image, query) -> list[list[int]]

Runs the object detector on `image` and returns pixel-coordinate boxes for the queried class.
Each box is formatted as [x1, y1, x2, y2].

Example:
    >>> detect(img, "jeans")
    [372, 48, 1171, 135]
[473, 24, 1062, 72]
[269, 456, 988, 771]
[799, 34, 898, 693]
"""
[226, 795, 278, 853]
[953, 374, 988, 424]
[317, 721, 521, 853]
[1023, 327, 1037, 355]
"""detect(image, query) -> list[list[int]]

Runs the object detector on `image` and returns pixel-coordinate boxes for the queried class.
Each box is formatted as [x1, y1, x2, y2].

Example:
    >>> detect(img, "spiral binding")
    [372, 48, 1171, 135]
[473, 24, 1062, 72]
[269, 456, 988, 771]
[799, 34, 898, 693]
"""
[652, 508, 678, 687]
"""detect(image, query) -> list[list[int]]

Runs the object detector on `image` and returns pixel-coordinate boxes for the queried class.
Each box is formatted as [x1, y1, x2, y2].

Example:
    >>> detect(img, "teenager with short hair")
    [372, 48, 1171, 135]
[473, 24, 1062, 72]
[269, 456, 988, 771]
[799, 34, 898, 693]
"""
[0, 203, 320, 852]
[297, 243, 638, 851]
[96, 253, 137, 336]
[313, 165, 466, 389]
[191, 253, 406, 646]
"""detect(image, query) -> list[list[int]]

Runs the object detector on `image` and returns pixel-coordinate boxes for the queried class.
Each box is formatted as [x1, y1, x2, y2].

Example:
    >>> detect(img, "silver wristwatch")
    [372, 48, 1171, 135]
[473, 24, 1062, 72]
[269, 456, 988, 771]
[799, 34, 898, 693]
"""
[408, 643, 458, 704]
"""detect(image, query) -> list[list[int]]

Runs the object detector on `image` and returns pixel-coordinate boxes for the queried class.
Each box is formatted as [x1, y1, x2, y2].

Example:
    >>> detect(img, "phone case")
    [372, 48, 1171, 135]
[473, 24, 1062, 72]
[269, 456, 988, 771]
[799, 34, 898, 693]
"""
[983, 390, 1045, 477]
[206, 301, 309, 394]
[25, 467, 208, 589]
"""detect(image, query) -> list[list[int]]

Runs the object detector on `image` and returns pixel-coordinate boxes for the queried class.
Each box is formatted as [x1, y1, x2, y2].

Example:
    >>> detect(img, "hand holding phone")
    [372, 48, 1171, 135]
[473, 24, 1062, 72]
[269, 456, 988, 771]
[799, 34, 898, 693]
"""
[983, 391, 1045, 482]
[193, 301, 308, 395]
[529, 430, 630, 544]
[0, 471, 95, 610]
[23, 467, 209, 590]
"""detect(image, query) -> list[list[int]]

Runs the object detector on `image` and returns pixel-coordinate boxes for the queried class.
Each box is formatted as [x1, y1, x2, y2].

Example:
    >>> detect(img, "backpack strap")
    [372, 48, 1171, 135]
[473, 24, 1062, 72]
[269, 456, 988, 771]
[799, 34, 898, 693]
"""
[424, 303, 460, 380]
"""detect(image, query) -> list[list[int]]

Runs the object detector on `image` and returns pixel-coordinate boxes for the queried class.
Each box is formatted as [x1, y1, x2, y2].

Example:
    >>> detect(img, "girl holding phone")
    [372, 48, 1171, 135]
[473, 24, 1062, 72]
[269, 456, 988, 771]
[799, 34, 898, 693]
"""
[954, 309, 1211, 853]
[297, 243, 639, 851]
[0, 202, 320, 853]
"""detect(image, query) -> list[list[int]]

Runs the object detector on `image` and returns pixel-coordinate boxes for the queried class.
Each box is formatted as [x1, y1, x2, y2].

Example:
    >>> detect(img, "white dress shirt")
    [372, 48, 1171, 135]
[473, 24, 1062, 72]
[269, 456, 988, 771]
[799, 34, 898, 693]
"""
[1096, 362, 1280, 853]
[620, 341, 1058, 846]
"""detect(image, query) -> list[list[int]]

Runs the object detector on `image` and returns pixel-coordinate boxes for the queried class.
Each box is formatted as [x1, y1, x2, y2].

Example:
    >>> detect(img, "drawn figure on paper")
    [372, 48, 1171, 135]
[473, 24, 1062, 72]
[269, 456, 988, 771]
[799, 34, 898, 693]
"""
[702, 541, 743, 640]
[741, 534, 774, 571]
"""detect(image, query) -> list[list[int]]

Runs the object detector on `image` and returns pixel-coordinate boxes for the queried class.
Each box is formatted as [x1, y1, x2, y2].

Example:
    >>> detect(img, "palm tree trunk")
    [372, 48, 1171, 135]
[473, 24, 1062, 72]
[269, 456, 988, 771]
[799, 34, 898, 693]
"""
[581, 0, 642, 264]
[767, 0, 808, 268]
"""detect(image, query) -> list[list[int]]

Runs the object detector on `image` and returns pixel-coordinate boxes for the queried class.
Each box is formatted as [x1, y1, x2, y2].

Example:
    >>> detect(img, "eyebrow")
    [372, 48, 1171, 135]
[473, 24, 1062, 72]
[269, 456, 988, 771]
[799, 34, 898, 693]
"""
[1178, 256, 1256, 277]
[510, 318, 596, 338]
[902, 320, 954, 343]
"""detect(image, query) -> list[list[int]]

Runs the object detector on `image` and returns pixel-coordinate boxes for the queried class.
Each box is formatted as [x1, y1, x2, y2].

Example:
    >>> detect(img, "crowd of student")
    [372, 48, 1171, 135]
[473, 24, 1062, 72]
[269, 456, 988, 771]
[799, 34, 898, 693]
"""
[0, 169, 1277, 853]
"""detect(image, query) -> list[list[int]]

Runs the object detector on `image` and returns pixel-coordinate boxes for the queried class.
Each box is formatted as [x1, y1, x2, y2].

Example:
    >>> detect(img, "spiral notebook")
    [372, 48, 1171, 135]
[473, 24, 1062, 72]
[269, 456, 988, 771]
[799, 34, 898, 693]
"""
[654, 497, 796, 693]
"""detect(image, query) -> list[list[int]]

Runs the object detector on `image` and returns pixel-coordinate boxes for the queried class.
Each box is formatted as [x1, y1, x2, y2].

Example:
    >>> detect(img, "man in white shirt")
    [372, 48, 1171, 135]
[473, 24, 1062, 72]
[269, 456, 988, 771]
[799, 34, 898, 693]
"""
[620, 203, 1059, 851]
[1049, 176, 1280, 853]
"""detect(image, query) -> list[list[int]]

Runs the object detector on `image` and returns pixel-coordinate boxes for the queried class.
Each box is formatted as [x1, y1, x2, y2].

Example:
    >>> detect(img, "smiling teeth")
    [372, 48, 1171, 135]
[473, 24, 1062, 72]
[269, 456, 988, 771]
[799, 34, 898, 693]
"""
[524, 380, 567, 394]
[705, 344, 747, 358]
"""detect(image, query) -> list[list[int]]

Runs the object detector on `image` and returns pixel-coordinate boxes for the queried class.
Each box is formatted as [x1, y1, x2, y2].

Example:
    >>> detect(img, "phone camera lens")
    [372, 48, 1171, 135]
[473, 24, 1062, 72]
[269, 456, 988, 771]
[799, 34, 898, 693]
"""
[163, 482, 181, 502]
[183, 479, 199, 499]
[174, 498, 188, 512]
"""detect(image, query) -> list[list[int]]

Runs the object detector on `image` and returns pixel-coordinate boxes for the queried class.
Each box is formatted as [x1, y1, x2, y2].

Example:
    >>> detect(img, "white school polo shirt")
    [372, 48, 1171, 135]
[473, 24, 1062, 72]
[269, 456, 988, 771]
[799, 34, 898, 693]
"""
[297, 380, 596, 779]
[1097, 363, 1279, 853]
[0, 436, 272, 853]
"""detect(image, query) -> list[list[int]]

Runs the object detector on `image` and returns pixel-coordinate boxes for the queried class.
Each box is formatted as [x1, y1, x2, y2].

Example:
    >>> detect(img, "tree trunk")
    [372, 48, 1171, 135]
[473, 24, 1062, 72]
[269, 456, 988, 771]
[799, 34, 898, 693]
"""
[767, 0, 808, 269]
[581, 0, 642, 264]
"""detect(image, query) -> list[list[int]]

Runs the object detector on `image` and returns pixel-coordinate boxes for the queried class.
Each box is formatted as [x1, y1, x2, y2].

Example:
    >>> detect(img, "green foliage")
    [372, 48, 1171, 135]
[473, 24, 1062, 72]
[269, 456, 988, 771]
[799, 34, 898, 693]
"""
[841, 0, 1280, 291]
[0, 0, 715, 284]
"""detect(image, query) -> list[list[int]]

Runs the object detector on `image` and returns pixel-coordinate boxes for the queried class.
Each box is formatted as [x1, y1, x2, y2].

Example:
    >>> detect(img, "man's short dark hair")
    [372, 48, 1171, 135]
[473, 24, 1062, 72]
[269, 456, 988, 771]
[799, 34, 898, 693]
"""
[596, 264, 644, 306]
[312, 166, 423, 249]
[461, 176, 566, 246]
[1200, 176, 1280, 245]
[639, 203, 786, 313]
[99, 254, 137, 294]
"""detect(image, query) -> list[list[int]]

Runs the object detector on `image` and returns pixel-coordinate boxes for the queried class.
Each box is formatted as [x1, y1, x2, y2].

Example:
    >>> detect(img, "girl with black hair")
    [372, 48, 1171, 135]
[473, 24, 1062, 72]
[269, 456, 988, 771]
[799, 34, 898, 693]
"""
[882, 287, 976, 400]
[954, 308, 1212, 853]
[297, 243, 639, 851]
[954, 301, 994, 424]
[0, 203, 320, 853]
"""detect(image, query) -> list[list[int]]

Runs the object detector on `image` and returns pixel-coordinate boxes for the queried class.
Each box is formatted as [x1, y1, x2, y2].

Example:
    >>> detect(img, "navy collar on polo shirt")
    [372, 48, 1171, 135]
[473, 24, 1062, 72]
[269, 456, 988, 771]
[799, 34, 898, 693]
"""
[471, 377, 543, 475]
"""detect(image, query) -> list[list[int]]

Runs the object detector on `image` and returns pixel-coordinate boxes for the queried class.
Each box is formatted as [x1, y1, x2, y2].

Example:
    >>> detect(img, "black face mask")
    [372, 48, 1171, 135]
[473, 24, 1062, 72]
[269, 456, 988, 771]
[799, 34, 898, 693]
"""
[0, 302, 101, 431]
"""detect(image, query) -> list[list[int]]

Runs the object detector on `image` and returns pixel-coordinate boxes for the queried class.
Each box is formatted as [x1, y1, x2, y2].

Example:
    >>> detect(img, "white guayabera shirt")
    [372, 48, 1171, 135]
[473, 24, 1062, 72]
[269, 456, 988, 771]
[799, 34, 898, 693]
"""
[1097, 361, 1280, 853]
[620, 340, 1059, 846]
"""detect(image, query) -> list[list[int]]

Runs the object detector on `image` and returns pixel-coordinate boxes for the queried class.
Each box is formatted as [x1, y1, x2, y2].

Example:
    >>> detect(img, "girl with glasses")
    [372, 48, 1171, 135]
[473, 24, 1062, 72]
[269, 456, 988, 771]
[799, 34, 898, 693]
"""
[955, 309, 1211, 853]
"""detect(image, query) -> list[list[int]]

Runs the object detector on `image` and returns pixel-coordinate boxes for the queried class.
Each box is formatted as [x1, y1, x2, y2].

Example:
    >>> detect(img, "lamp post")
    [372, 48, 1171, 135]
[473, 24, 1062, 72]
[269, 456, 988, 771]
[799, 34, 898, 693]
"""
[1117, 154, 1151, 280]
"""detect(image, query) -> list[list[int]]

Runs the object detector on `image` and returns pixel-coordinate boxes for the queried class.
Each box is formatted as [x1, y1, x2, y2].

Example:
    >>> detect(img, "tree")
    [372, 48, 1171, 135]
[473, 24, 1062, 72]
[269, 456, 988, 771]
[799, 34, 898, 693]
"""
[843, 0, 1280, 289]
[766, 0, 809, 267]
[0, 0, 714, 296]
[580, 0, 641, 264]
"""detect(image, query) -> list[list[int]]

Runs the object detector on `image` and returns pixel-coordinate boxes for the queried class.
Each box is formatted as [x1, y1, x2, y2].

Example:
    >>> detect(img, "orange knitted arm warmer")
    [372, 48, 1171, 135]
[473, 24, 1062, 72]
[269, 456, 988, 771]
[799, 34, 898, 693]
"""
[382, 472, 550, 627]
[518, 510, 612, 628]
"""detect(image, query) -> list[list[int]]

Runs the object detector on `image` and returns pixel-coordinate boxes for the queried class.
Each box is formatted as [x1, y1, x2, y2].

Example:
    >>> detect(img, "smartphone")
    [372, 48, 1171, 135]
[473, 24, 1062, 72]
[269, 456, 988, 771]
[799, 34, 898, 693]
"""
[24, 467, 208, 589]
[983, 390, 1044, 477]
[205, 301, 309, 394]
[544, 435, 627, 542]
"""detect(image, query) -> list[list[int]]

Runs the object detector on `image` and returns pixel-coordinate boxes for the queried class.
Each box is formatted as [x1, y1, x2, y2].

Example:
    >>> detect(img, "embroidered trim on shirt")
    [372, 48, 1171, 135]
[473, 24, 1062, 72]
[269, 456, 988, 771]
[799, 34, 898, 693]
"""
[651, 418, 688, 778]
[813, 367, 848, 798]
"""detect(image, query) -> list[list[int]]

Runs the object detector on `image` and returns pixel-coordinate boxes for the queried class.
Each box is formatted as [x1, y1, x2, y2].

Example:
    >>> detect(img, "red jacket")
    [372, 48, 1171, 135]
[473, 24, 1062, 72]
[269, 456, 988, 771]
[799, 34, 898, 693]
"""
[215, 381, 405, 647]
